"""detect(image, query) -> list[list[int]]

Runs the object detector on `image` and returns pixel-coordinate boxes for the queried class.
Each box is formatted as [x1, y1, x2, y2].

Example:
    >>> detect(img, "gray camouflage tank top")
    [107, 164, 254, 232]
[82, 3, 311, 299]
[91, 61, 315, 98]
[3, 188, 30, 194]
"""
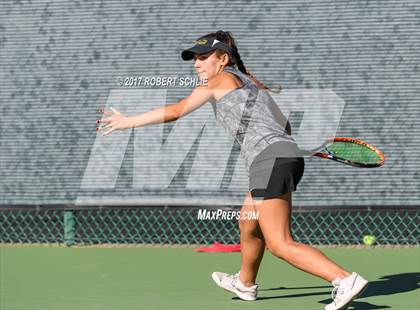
[210, 66, 299, 171]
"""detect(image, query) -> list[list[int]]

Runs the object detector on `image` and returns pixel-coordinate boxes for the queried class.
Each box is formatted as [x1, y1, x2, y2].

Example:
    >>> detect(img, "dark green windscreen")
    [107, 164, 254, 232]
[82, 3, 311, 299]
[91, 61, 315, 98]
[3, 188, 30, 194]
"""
[0, 0, 418, 207]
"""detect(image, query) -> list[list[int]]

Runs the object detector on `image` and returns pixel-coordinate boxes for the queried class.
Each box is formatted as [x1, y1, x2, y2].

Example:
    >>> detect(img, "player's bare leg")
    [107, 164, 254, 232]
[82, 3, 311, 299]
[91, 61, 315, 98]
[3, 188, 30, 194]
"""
[254, 192, 350, 282]
[211, 192, 263, 301]
[238, 192, 266, 286]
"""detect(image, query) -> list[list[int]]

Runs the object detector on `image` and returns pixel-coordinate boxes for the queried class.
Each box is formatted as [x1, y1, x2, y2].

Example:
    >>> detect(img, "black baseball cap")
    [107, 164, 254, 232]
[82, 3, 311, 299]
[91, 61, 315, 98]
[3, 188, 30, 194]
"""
[181, 35, 236, 63]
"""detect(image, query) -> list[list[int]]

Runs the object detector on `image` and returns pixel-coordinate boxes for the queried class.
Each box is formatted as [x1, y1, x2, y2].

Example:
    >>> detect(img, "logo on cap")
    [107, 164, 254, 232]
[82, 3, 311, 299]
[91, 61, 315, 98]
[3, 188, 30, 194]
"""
[194, 39, 208, 45]
[212, 39, 220, 47]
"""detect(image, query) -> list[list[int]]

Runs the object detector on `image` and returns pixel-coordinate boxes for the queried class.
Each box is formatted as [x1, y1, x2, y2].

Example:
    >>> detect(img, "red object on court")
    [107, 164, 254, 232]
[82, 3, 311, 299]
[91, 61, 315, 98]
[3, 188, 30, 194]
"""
[194, 242, 241, 253]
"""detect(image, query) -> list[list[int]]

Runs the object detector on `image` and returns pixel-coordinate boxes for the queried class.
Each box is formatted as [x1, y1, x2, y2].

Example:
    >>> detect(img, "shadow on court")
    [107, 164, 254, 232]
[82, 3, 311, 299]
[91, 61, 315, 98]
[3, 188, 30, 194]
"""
[233, 272, 419, 309]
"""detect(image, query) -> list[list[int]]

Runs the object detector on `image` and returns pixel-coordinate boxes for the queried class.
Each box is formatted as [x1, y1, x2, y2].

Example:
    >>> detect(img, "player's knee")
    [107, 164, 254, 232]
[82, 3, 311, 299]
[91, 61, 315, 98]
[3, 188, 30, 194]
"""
[239, 218, 255, 234]
[266, 240, 295, 260]
[238, 216, 255, 232]
[239, 220, 264, 241]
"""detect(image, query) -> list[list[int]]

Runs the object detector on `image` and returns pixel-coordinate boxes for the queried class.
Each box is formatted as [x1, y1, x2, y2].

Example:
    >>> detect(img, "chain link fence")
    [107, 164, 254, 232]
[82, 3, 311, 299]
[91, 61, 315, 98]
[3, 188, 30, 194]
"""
[0, 206, 418, 246]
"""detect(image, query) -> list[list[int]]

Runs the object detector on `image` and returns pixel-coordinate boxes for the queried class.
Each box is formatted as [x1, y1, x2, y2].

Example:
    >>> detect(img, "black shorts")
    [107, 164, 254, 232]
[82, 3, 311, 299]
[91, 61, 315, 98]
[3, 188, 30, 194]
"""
[249, 142, 305, 200]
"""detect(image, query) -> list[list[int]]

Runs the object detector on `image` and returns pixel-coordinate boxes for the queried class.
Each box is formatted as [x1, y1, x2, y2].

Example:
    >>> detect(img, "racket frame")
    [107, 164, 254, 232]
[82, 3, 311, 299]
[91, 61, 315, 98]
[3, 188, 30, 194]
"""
[312, 137, 385, 168]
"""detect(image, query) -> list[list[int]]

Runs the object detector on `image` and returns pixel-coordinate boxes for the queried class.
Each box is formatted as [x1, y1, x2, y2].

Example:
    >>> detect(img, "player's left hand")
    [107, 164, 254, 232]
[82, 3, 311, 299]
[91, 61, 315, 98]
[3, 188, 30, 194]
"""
[96, 107, 134, 137]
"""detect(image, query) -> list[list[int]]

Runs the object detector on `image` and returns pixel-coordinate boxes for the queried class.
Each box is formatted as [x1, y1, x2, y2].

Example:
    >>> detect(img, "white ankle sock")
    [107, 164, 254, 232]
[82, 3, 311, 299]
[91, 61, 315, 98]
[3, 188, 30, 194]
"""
[331, 272, 356, 286]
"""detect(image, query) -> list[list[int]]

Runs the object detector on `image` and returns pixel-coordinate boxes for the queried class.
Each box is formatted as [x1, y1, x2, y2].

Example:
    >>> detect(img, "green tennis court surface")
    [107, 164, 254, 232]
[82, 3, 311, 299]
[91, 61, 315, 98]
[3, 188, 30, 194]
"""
[1, 246, 418, 310]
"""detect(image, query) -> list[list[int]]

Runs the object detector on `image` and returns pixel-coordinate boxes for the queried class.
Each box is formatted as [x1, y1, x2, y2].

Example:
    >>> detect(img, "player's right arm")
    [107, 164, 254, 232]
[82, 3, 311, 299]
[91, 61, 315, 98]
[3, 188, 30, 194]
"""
[171, 82, 216, 120]
[98, 74, 223, 136]
[130, 77, 219, 127]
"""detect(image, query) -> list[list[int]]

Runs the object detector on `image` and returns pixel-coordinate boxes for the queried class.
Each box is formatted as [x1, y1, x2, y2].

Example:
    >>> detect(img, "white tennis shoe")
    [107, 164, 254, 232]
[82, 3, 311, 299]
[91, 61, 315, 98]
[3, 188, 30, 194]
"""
[211, 272, 258, 301]
[325, 272, 368, 310]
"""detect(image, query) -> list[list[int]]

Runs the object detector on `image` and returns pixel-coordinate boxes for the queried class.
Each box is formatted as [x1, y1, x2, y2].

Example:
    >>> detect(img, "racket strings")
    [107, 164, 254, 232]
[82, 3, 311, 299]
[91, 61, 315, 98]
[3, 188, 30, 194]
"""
[326, 142, 382, 164]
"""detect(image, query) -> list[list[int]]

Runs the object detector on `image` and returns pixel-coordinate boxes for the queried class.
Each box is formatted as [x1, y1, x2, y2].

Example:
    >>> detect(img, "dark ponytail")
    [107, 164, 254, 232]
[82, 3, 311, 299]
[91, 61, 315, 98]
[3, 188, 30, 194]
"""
[199, 30, 280, 92]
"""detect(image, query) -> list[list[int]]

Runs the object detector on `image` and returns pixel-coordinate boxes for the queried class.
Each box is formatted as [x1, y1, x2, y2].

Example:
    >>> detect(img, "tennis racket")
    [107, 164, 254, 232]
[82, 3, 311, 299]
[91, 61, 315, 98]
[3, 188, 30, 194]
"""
[311, 137, 385, 168]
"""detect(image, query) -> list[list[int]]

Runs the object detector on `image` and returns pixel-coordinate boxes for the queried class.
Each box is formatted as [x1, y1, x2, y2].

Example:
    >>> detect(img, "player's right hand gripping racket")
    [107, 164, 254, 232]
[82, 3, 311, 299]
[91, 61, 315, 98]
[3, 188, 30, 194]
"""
[311, 137, 385, 168]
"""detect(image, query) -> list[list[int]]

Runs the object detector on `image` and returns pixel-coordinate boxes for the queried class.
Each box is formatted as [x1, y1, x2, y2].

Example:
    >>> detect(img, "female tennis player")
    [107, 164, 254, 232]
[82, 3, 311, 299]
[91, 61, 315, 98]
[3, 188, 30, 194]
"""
[96, 30, 368, 310]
